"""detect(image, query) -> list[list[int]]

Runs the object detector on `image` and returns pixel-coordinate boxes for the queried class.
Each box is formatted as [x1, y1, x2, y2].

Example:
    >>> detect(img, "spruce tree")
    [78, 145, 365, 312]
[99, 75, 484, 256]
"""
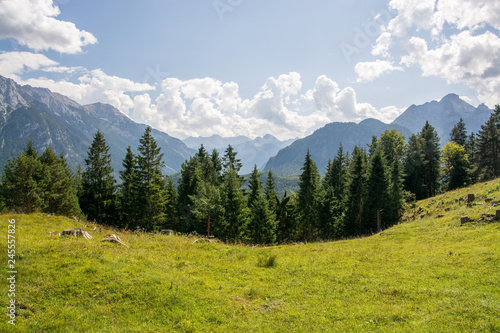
[420, 121, 441, 198]
[1, 142, 44, 213]
[264, 169, 278, 213]
[404, 134, 426, 199]
[275, 192, 296, 243]
[450, 118, 468, 146]
[134, 126, 167, 231]
[297, 150, 320, 242]
[476, 107, 500, 180]
[364, 147, 391, 233]
[118, 146, 138, 228]
[177, 155, 203, 232]
[80, 130, 116, 224]
[39, 147, 81, 217]
[165, 176, 180, 230]
[219, 146, 248, 242]
[220, 168, 248, 242]
[342, 146, 368, 237]
[246, 165, 276, 244]
[190, 181, 224, 237]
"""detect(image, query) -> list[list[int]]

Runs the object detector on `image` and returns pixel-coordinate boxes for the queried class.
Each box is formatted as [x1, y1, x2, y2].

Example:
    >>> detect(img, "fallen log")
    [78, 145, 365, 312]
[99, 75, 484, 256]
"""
[101, 237, 129, 247]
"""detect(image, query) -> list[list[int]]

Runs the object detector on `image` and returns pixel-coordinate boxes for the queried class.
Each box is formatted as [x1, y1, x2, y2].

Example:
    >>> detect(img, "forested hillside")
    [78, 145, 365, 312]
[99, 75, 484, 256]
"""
[1, 105, 499, 245]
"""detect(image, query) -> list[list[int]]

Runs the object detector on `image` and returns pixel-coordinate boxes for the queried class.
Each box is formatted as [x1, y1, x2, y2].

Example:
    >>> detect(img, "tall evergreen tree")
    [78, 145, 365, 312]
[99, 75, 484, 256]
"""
[342, 146, 368, 237]
[275, 191, 297, 243]
[420, 121, 441, 198]
[476, 107, 500, 180]
[450, 118, 468, 146]
[318, 146, 347, 240]
[246, 165, 276, 244]
[177, 155, 203, 232]
[364, 147, 391, 233]
[404, 134, 426, 199]
[118, 146, 138, 228]
[165, 176, 179, 230]
[219, 146, 248, 242]
[264, 169, 278, 213]
[80, 130, 116, 224]
[39, 147, 81, 217]
[297, 150, 320, 242]
[1, 142, 44, 213]
[220, 168, 248, 242]
[134, 126, 167, 230]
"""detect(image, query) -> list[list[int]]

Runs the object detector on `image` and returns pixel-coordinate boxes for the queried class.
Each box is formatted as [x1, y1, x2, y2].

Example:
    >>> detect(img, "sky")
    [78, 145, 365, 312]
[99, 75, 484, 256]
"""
[0, 0, 499, 140]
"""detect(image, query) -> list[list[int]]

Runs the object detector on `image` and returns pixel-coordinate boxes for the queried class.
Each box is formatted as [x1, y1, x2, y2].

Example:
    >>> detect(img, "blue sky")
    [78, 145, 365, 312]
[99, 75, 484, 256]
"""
[0, 0, 499, 140]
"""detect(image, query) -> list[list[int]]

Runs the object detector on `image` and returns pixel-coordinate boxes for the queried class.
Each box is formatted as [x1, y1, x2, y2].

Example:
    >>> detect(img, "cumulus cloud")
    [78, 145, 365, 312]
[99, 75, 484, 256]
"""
[130, 72, 403, 140]
[0, 0, 97, 54]
[355, 60, 403, 82]
[356, 0, 500, 107]
[0, 51, 57, 81]
[0, 51, 154, 113]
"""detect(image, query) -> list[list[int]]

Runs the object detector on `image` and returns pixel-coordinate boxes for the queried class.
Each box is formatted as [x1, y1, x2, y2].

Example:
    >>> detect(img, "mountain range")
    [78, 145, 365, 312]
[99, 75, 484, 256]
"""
[0, 75, 194, 176]
[0, 75, 493, 178]
[184, 134, 295, 174]
[265, 94, 493, 175]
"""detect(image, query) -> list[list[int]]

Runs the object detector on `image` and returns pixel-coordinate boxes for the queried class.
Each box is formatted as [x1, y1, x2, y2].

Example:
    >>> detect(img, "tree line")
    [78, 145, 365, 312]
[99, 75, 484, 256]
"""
[1, 106, 499, 244]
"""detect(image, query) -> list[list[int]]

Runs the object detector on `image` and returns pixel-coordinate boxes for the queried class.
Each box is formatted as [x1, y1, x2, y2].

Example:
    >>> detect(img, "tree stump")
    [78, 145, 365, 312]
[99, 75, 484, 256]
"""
[495, 209, 500, 221]
[467, 194, 475, 203]
[460, 216, 469, 225]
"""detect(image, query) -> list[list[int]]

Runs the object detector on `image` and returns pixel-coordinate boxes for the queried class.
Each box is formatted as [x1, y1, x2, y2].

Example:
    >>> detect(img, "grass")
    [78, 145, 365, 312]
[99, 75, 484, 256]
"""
[1, 179, 500, 332]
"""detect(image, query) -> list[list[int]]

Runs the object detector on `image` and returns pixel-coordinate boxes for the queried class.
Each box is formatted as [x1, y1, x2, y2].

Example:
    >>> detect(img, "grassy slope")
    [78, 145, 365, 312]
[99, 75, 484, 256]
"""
[1, 180, 500, 332]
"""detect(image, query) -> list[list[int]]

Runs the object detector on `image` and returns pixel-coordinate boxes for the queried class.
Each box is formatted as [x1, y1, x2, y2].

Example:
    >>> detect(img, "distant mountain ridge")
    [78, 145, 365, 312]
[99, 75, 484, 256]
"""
[392, 93, 492, 145]
[264, 119, 413, 175]
[0, 75, 195, 175]
[264, 94, 493, 175]
[184, 134, 296, 174]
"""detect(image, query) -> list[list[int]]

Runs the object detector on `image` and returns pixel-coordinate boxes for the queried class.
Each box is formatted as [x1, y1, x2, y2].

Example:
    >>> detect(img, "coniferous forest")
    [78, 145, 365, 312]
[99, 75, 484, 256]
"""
[1, 106, 499, 244]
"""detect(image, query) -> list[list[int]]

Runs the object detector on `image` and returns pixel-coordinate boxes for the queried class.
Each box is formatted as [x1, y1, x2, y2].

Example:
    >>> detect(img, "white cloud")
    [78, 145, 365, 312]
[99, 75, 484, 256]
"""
[0, 51, 57, 81]
[0, 0, 97, 54]
[357, 0, 500, 107]
[355, 60, 403, 82]
[0, 51, 154, 113]
[401, 31, 500, 106]
[133, 72, 403, 140]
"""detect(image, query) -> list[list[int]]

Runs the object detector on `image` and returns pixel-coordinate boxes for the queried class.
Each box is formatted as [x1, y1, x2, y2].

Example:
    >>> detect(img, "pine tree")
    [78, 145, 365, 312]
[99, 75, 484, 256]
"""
[190, 181, 224, 237]
[134, 126, 167, 231]
[318, 145, 348, 239]
[118, 146, 138, 228]
[441, 142, 470, 191]
[165, 176, 179, 230]
[364, 147, 391, 233]
[275, 191, 296, 243]
[404, 134, 426, 199]
[220, 168, 248, 242]
[476, 107, 500, 180]
[219, 145, 248, 242]
[80, 130, 116, 224]
[247, 165, 262, 208]
[420, 121, 441, 198]
[0, 142, 44, 213]
[177, 155, 203, 233]
[379, 130, 406, 226]
[297, 150, 320, 242]
[39, 147, 81, 217]
[246, 165, 276, 244]
[264, 169, 278, 213]
[342, 146, 368, 237]
[450, 118, 468, 146]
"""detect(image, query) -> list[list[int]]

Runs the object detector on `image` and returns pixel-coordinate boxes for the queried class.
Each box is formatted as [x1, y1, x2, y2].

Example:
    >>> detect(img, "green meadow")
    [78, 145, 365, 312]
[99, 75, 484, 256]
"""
[1, 179, 500, 332]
